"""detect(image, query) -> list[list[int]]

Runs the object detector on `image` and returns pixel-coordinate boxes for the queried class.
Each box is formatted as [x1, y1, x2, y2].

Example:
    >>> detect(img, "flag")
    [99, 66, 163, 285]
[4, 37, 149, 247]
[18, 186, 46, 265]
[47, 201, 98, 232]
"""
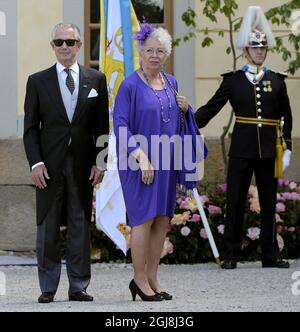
[96, 0, 139, 255]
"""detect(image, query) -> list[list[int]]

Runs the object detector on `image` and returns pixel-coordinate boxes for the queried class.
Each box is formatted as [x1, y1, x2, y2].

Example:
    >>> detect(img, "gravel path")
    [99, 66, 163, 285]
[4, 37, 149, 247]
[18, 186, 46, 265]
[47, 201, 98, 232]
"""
[1, 260, 300, 312]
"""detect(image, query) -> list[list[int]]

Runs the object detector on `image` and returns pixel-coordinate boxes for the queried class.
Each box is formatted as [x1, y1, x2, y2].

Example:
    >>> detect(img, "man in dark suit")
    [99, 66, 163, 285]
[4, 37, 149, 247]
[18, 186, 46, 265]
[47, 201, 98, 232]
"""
[195, 7, 293, 269]
[23, 23, 109, 303]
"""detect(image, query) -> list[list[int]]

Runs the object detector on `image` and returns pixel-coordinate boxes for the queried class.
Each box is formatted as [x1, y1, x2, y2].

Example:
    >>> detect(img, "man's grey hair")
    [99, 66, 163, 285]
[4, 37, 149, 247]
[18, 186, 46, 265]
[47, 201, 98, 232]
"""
[51, 23, 81, 41]
[137, 27, 172, 57]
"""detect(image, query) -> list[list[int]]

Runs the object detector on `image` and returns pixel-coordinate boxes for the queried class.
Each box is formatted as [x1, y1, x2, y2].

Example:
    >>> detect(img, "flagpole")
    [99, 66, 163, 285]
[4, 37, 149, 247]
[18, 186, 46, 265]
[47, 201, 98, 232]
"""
[193, 188, 221, 266]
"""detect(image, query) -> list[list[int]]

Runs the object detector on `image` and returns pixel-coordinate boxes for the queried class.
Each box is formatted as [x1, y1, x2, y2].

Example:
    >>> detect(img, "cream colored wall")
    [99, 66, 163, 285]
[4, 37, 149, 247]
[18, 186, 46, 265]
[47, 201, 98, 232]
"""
[17, 0, 63, 116]
[195, 0, 300, 138]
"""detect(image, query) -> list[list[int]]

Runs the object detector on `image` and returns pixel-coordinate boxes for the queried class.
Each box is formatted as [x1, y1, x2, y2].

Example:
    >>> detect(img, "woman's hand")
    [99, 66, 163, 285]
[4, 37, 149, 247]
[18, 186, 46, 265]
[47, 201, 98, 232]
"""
[176, 95, 188, 113]
[139, 154, 154, 185]
[132, 148, 154, 185]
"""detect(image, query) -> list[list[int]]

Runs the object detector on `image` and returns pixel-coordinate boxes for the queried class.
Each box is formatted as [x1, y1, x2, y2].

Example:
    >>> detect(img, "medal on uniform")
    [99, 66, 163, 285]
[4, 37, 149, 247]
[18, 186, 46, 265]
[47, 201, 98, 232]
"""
[262, 80, 272, 92]
[267, 81, 272, 92]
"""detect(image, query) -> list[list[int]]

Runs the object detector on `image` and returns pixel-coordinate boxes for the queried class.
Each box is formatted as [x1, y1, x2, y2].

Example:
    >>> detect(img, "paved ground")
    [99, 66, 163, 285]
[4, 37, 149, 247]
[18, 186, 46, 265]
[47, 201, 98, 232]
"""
[0, 255, 300, 312]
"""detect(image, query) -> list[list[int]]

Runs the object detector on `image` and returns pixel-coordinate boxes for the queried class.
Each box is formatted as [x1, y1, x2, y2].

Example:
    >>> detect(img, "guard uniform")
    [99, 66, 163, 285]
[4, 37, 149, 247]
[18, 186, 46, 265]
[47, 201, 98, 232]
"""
[195, 66, 293, 264]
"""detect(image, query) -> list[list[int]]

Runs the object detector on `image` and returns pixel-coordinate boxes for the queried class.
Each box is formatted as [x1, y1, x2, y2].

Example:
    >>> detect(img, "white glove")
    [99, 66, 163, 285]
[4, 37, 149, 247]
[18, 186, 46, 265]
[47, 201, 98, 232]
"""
[282, 149, 292, 171]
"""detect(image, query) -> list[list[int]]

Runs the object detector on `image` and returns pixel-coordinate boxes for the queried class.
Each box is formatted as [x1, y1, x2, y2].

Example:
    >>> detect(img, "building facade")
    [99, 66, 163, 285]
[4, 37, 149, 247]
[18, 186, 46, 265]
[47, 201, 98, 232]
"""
[0, 0, 299, 138]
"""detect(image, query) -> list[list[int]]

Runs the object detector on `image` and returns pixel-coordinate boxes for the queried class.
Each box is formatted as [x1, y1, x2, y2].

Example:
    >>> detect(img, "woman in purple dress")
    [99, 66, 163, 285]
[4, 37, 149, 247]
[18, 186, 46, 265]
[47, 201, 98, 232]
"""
[114, 25, 189, 302]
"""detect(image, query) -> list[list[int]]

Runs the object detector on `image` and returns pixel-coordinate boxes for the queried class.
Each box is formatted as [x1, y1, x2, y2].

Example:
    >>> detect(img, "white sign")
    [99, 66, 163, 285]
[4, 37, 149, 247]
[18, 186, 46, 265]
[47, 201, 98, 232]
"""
[0, 271, 6, 296]
[0, 10, 6, 36]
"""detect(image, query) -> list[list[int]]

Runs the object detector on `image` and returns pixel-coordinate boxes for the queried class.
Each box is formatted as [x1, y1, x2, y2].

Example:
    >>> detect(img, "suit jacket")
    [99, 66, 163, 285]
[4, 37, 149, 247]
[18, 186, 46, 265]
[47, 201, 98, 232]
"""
[195, 69, 293, 159]
[23, 64, 109, 225]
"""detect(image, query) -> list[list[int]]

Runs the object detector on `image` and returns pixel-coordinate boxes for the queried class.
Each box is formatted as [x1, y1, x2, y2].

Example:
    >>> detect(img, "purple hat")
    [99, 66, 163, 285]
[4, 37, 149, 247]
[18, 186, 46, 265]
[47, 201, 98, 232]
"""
[134, 23, 155, 45]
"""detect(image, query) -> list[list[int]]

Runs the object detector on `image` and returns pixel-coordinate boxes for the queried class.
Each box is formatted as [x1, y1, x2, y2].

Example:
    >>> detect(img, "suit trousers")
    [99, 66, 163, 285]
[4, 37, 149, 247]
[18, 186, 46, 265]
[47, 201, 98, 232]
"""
[223, 157, 278, 262]
[36, 149, 91, 293]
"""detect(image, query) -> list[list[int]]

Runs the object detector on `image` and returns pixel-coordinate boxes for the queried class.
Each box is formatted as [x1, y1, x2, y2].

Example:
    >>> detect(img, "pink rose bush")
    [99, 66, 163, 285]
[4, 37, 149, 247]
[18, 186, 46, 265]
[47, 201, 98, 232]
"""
[161, 179, 300, 263]
[83, 179, 300, 263]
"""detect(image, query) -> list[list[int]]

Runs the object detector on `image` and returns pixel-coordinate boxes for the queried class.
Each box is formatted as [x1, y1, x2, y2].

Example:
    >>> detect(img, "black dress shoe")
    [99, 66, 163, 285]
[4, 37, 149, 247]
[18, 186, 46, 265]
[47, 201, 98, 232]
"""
[38, 292, 55, 303]
[221, 260, 237, 269]
[129, 280, 163, 302]
[68, 290, 94, 302]
[262, 259, 290, 268]
[155, 291, 173, 301]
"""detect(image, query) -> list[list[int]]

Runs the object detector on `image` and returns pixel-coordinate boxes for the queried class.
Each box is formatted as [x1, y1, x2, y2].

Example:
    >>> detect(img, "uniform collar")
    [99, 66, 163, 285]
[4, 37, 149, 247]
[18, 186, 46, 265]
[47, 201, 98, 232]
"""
[241, 64, 269, 74]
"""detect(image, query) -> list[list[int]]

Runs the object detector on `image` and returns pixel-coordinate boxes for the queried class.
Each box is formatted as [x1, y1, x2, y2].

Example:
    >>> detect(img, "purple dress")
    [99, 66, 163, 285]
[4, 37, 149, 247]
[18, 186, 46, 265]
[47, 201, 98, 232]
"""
[114, 71, 181, 227]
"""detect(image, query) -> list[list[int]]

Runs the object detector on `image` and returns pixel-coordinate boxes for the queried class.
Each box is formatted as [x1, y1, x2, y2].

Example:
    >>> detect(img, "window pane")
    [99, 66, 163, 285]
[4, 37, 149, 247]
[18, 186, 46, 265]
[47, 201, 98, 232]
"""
[91, 29, 100, 61]
[132, 0, 164, 23]
[90, 0, 100, 24]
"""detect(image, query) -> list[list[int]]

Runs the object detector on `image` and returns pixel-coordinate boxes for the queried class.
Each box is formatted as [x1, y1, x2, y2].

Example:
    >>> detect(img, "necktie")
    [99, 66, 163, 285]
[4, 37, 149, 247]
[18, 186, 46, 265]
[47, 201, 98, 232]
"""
[64, 68, 75, 94]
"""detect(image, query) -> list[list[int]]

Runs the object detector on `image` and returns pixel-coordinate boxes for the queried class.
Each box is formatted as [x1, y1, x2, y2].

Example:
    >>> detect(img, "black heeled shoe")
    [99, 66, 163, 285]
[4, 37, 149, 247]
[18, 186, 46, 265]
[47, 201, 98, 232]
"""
[129, 280, 163, 302]
[155, 291, 173, 301]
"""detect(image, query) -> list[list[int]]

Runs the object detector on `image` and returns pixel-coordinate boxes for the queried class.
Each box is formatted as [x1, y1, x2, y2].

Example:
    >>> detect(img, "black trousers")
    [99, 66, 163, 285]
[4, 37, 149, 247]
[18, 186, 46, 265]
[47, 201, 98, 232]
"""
[223, 157, 278, 262]
[36, 149, 91, 293]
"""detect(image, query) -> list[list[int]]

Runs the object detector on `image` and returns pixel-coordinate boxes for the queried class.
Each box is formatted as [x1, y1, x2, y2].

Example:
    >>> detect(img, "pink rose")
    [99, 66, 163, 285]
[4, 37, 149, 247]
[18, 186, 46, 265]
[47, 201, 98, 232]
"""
[247, 227, 260, 240]
[219, 183, 227, 193]
[276, 202, 286, 213]
[278, 178, 290, 186]
[275, 213, 283, 223]
[200, 195, 209, 204]
[181, 226, 191, 236]
[190, 214, 201, 222]
[60, 226, 67, 232]
[208, 205, 222, 215]
[288, 227, 296, 233]
[200, 228, 208, 239]
[289, 182, 297, 190]
[217, 224, 225, 235]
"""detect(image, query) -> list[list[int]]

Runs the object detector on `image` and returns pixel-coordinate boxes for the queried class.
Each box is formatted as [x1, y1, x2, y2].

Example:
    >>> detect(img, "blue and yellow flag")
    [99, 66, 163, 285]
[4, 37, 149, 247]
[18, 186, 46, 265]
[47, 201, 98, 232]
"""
[96, 0, 140, 255]
[100, 0, 139, 119]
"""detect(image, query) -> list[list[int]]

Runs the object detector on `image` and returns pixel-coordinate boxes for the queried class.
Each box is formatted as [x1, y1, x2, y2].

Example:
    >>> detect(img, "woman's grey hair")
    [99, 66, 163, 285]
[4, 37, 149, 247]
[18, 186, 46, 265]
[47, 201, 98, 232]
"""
[51, 23, 81, 41]
[137, 27, 172, 57]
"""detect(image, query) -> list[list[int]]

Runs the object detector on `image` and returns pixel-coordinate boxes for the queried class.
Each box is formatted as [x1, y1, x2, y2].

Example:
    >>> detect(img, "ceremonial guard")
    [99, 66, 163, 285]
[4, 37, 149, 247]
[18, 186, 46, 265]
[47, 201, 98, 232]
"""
[195, 6, 293, 269]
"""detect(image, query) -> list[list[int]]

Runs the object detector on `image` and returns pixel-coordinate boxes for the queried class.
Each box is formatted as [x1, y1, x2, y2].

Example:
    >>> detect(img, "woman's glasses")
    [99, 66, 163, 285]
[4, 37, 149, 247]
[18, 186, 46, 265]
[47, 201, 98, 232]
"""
[53, 39, 79, 47]
[144, 48, 166, 56]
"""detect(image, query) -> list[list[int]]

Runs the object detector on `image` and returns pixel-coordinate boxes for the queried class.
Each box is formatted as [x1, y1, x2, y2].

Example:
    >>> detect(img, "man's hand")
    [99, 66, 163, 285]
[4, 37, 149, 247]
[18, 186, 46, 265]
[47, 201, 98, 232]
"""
[283, 149, 292, 172]
[31, 165, 50, 189]
[89, 165, 105, 186]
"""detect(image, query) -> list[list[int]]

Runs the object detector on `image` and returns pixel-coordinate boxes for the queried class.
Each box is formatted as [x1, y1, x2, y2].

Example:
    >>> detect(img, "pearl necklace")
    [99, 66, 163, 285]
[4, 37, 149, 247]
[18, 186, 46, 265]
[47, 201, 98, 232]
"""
[141, 67, 173, 123]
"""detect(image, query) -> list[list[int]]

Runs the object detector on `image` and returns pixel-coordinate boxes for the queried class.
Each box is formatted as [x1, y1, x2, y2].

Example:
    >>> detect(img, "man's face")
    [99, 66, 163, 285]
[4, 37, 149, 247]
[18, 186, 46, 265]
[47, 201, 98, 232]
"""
[50, 27, 82, 66]
[246, 47, 267, 66]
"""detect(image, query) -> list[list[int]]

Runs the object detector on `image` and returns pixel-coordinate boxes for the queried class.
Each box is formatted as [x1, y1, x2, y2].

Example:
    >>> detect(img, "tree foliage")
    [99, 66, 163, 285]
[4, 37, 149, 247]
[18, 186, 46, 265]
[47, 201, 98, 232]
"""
[177, 1, 300, 171]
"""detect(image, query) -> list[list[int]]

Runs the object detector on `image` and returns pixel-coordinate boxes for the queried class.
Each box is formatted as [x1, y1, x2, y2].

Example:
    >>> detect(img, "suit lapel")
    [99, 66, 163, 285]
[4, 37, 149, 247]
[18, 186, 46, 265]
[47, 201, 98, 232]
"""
[44, 65, 70, 123]
[72, 65, 91, 123]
